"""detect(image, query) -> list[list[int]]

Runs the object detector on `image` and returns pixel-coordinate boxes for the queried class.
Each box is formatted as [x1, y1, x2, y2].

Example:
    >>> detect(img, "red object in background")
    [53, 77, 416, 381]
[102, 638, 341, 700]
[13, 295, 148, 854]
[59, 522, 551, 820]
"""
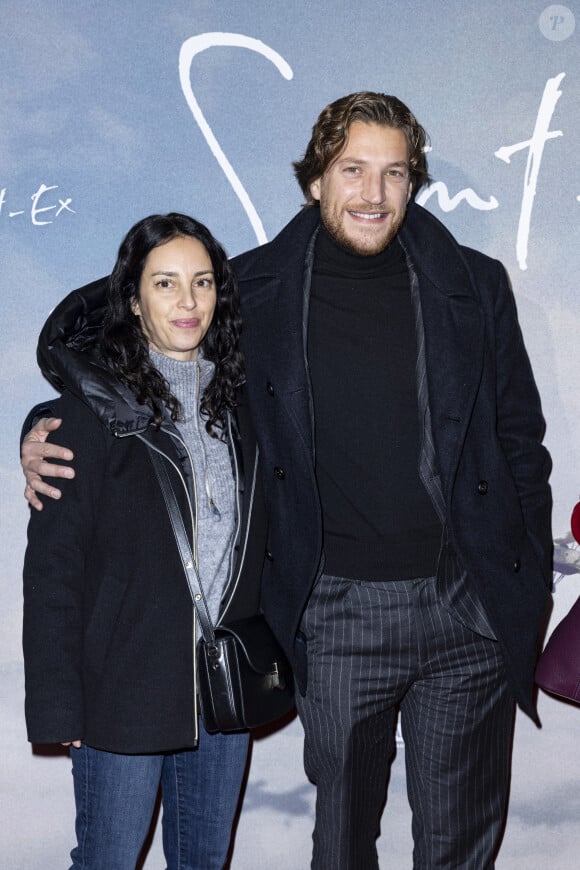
[571, 502, 580, 544]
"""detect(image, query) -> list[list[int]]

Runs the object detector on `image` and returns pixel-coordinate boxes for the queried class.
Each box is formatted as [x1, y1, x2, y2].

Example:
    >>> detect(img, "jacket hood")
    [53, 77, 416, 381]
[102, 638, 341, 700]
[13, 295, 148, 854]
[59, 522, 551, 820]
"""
[37, 276, 154, 436]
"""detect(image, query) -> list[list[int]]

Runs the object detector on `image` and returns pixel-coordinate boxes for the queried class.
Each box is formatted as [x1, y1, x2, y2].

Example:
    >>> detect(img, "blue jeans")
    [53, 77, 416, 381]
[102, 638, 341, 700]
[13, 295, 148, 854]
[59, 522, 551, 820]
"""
[69, 722, 249, 869]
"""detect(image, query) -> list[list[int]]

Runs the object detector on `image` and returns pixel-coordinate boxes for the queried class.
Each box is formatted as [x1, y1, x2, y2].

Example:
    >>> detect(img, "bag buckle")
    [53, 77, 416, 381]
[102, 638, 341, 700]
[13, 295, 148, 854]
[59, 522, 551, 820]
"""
[268, 662, 286, 691]
[207, 643, 221, 670]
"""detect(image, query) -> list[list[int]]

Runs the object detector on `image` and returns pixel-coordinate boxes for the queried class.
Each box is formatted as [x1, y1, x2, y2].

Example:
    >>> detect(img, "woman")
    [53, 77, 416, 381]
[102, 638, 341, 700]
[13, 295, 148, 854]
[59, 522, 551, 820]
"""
[23, 213, 266, 869]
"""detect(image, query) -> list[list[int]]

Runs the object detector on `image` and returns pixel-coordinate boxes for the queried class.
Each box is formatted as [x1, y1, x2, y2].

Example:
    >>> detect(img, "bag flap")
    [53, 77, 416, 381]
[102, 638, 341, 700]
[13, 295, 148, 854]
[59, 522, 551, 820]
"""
[214, 615, 289, 676]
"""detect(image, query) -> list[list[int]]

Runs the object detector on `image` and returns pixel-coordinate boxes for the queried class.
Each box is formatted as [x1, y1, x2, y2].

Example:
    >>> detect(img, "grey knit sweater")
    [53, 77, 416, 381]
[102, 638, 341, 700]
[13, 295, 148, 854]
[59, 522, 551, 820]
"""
[150, 349, 236, 624]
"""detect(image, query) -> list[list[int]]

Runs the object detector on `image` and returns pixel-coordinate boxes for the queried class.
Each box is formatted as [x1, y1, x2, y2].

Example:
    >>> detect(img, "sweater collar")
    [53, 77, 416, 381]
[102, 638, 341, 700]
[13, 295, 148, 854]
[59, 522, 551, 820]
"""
[314, 222, 406, 278]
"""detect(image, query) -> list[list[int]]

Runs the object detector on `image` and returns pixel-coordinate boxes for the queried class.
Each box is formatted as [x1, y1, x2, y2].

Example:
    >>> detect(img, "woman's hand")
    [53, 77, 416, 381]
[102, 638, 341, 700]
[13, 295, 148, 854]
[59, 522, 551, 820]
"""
[21, 418, 75, 510]
[61, 740, 82, 748]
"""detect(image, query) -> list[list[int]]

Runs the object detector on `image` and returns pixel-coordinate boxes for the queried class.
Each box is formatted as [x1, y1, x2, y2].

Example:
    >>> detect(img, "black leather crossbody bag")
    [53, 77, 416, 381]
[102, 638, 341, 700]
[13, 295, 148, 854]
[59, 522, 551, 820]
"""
[147, 445, 294, 732]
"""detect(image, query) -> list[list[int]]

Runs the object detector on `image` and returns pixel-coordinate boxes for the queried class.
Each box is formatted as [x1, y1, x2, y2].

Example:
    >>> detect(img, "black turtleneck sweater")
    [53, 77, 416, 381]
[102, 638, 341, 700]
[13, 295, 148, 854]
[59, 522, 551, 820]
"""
[307, 225, 442, 581]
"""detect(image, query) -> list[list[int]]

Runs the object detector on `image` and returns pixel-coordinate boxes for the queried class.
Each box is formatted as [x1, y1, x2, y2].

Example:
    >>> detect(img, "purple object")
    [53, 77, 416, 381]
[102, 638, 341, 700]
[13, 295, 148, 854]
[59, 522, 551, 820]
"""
[535, 595, 580, 703]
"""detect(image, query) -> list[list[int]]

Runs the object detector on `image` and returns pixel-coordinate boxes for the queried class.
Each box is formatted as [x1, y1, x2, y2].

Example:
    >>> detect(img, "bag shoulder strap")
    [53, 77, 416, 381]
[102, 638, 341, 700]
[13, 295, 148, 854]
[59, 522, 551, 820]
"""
[144, 441, 216, 644]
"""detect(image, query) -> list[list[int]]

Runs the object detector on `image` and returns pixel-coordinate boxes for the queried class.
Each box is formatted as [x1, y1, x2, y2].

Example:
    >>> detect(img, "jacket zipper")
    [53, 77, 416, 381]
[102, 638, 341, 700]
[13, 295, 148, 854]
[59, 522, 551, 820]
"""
[195, 360, 219, 516]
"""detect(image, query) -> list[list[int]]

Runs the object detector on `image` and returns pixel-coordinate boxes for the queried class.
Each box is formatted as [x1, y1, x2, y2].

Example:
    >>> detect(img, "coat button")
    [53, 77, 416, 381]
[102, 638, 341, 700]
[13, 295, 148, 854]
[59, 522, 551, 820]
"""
[266, 382, 275, 396]
[274, 466, 285, 480]
[265, 549, 274, 562]
[513, 559, 521, 572]
[477, 480, 489, 495]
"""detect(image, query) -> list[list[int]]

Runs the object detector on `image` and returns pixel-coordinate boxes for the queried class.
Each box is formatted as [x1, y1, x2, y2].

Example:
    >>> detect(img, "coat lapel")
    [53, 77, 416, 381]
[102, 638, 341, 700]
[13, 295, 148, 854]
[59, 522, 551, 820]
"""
[400, 205, 496, 641]
[399, 204, 485, 496]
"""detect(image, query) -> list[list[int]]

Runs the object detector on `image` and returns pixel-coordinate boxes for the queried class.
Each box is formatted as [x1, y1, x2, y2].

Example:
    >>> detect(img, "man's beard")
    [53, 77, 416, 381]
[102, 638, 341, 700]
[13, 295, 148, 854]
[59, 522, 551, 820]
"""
[320, 205, 406, 256]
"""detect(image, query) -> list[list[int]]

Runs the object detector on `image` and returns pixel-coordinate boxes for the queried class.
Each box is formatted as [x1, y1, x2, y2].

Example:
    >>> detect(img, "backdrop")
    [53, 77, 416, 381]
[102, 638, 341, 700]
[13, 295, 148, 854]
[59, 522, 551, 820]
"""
[1, 1, 579, 867]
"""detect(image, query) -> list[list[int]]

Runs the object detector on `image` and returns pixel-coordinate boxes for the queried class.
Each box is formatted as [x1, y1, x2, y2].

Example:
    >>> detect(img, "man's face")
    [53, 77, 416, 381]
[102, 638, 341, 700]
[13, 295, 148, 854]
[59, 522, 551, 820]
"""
[310, 121, 412, 256]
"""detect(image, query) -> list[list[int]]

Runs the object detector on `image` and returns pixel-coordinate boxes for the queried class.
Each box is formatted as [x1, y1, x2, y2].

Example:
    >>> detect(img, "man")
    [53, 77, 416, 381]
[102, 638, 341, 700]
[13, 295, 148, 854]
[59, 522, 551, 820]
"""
[23, 92, 552, 869]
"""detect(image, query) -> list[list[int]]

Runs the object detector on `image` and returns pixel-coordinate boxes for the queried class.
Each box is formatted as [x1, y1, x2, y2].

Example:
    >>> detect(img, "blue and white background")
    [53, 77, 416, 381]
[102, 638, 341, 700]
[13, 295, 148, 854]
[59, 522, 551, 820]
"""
[1, 1, 579, 866]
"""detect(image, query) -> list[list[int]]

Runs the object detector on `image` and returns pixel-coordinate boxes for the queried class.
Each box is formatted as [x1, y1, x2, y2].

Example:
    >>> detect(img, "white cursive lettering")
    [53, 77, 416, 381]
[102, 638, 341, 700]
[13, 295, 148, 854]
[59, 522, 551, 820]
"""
[179, 33, 293, 245]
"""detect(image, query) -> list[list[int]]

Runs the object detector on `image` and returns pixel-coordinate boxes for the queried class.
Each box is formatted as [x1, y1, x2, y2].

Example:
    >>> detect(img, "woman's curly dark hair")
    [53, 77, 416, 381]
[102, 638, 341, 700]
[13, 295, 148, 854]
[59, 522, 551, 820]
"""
[100, 213, 243, 437]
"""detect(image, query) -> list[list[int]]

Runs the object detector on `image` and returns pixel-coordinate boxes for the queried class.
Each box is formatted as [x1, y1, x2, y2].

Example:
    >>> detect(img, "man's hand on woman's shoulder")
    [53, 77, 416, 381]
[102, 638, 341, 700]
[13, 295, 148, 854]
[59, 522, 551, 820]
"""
[21, 418, 75, 511]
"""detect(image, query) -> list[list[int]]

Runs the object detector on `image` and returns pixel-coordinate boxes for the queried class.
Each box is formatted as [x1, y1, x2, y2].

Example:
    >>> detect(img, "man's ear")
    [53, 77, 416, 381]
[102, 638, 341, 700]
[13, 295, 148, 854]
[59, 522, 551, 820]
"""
[407, 183, 413, 203]
[310, 178, 322, 202]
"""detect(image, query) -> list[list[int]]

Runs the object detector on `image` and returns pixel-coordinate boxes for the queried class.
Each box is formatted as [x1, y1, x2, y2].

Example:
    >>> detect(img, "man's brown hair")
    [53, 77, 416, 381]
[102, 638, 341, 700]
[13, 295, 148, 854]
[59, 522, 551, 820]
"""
[293, 91, 430, 204]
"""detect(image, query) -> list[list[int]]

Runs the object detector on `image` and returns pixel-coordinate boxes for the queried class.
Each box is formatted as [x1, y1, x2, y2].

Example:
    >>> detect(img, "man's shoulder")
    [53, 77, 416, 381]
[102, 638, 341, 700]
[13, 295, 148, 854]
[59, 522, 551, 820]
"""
[458, 242, 502, 271]
[232, 208, 320, 280]
[404, 203, 504, 284]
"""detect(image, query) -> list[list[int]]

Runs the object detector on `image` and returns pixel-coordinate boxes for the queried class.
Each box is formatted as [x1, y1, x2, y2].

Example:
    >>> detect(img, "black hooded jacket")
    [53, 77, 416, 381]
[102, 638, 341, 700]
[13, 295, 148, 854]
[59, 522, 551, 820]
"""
[23, 282, 266, 752]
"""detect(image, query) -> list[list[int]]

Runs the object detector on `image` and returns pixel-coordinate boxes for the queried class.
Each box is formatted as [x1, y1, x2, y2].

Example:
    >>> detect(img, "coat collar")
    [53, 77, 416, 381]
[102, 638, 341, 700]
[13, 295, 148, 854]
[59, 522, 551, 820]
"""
[236, 201, 483, 303]
[399, 202, 483, 303]
[235, 200, 484, 329]
[233, 206, 321, 284]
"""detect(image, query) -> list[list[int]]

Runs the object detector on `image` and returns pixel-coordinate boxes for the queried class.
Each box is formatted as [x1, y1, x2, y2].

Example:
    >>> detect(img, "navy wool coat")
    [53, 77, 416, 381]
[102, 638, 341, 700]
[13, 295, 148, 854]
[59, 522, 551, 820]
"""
[233, 202, 552, 720]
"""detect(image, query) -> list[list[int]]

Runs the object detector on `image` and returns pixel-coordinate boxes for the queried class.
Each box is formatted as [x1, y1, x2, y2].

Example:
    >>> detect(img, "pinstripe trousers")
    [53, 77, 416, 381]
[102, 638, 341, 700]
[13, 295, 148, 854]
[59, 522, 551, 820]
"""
[295, 574, 514, 869]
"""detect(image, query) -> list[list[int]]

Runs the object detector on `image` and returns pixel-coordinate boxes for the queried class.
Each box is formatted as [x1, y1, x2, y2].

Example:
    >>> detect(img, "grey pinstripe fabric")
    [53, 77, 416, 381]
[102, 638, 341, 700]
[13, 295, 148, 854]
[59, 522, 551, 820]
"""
[295, 574, 514, 869]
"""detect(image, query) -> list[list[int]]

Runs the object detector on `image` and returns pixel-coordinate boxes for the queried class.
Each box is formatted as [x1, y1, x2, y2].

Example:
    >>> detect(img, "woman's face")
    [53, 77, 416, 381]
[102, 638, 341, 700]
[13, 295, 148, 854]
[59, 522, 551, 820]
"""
[133, 236, 217, 361]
